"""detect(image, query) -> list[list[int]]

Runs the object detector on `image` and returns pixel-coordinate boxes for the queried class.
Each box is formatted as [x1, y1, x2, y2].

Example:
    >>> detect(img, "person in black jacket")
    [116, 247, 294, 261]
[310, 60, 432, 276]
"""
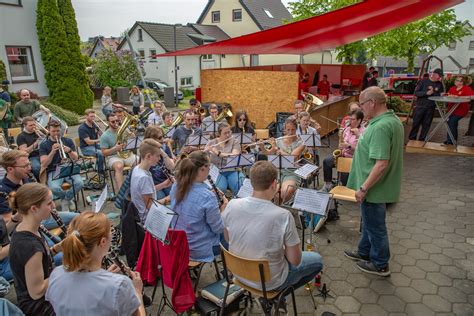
[408, 68, 444, 141]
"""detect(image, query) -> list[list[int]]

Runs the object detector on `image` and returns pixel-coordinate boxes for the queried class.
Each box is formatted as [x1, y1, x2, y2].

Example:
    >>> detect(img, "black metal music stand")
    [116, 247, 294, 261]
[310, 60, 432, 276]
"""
[52, 161, 82, 211]
[217, 154, 255, 196]
[201, 120, 219, 136]
[268, 154, 295, 204]
[184, 134, 209, 150]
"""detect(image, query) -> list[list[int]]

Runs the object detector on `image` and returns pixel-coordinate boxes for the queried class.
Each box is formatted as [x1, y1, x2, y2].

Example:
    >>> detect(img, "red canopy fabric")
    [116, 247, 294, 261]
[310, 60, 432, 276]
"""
[157, 0, 463, 57]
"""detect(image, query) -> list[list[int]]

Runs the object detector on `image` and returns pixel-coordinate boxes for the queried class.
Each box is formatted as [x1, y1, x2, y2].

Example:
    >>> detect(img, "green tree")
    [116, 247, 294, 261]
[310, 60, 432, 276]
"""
[370, 11, 471, 72]
[36, 0, 91, 114]
[0, 60, 7, 82]
[57, 0, 93, 108]
[90, 49, 140, 90]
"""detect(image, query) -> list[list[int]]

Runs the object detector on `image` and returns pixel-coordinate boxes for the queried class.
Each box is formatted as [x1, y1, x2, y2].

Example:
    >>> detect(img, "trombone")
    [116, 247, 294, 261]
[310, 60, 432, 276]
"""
[94, 115, 109, 133]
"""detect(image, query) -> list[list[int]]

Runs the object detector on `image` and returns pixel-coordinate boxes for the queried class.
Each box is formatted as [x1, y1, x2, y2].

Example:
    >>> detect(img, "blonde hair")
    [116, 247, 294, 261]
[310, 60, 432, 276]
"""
[9, 183, 50, 215]
[0, 150, 29, 169]
[62, 212, 110, 272]
[144, 125, 164, 141]
[139, 138, 161, 159]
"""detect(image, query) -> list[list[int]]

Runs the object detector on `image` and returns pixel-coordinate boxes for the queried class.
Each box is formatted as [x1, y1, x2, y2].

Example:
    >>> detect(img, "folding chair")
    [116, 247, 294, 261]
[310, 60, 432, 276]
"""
[329, 157, 356, 203]
[220, 245, 297, 316]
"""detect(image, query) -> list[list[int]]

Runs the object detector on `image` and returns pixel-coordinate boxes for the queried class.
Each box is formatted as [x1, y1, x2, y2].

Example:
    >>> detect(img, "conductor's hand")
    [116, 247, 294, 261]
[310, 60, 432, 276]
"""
[130, 271, 143, 293]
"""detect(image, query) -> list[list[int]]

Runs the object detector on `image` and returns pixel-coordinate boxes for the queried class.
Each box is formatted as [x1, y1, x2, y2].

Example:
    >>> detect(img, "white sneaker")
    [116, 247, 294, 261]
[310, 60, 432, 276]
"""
[60, 199, 70, 212]
[69, 200, 76, 211]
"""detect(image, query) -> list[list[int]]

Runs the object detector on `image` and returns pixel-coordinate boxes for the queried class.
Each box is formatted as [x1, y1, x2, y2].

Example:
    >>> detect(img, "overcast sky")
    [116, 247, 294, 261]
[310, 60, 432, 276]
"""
[72, 0, 474, 40]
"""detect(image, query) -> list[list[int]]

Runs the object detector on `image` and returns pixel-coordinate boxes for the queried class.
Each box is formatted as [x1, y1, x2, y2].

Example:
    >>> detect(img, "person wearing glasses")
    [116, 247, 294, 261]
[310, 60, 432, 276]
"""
[443, 75, 473, 145]
[100, 113, 137, 191]
[39, 121, 83, 212]
[170, 151, 227, 262]
[231, 110, 255, 136]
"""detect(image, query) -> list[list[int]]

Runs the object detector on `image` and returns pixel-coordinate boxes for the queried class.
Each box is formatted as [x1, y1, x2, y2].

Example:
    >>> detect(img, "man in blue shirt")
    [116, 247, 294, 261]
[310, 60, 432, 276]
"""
[39, 121, 83, 211]
[78, 109, 104, 175]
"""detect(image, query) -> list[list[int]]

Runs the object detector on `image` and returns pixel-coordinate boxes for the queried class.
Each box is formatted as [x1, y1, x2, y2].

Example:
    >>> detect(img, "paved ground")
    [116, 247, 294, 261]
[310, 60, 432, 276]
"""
[5, 111, 474, 315]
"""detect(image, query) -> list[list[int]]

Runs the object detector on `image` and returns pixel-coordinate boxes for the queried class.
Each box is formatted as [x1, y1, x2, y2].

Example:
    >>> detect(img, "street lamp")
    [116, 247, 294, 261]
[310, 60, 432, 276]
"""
[173, 24, 183, 107]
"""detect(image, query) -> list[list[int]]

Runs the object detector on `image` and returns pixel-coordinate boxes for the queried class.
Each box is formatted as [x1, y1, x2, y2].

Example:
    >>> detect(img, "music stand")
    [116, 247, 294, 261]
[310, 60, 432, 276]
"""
[185, 134, 210, 148]
[93, 185, 108, 213]
[201, 121, 219, 135]
[217, 154, 255, 195]
[144, 200, 178, 314]
[268, 154, 296, 204]
[164, 126, 177, 139]
[125, 135, 143, 152]
[52, 161, 82, 211]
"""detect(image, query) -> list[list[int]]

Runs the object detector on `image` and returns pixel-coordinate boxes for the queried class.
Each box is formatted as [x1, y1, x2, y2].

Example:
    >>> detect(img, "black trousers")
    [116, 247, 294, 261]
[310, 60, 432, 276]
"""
[323, 155, 348, 185]
[409, 105, 435, 141]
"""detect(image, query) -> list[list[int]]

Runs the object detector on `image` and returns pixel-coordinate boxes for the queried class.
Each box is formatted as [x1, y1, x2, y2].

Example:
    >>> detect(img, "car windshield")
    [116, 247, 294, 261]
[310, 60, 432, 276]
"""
[393, 80, 416, 94]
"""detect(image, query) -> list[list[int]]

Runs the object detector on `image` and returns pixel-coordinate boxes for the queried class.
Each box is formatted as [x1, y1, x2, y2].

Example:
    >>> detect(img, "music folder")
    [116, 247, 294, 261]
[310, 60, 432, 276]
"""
[294, 164, 319, 179]
[94, 185, 108, 213]
[237, 178, 253, 198]
[144, 200, 176, 244]
[292, 188, 330, 216]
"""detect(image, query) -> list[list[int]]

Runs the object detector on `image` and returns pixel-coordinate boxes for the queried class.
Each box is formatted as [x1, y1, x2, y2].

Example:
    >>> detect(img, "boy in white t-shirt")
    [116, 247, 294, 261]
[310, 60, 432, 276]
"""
[222, 161, 323, 294]
[130, 138, 162, 222]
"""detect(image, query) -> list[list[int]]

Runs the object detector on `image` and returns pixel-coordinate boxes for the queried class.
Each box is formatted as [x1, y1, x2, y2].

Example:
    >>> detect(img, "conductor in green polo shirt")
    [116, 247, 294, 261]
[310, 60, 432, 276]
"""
[344, 86, 404, 277]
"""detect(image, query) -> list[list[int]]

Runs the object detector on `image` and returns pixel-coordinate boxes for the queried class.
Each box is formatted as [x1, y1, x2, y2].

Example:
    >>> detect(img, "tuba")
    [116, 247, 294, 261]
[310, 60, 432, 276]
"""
[116, 112, 138, 159]
[215, 106, 233, 122]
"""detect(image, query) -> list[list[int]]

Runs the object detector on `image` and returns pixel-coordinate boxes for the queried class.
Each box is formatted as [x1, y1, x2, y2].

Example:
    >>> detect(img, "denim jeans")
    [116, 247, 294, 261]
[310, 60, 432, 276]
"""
[216, 171, 243, 196]
[42, 211, 77, 230]
[80, 145, 105, 173]
[156, 187, 171, 200]
[44, 237, 63, 266]
[30, 156, 41, 181]
[0, 258, 13, 282]
[102, 106, 113, 117]
[445, 115, 463, 144]
[358, 200, 390, 269]
[47, 172, 84, 201]
[275, 252, 323, 291]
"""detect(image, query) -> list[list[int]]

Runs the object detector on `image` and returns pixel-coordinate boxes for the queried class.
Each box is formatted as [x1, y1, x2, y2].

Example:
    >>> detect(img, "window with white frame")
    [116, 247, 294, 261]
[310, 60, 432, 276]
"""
[5, 46, 36, 82]
[212, 11, 220, 23]
[469, 41, 474, 50]
[469, 58, 474, 68]
[233, 9, 242, 22]
[202, 54, 213, 61]
[138, 49, 145, 59]
[448, 41, 456, 50]
[263, 9, 274, 18]
[150, 49, 157, 61]
[180, 76, 193, 87]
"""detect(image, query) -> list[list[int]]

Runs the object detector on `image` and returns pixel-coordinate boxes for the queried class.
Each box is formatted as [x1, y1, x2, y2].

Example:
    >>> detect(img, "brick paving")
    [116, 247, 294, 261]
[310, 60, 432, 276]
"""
[4, 112, 474, 315]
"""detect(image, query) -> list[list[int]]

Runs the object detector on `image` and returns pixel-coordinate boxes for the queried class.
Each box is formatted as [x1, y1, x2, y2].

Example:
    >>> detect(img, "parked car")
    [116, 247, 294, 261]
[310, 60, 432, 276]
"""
[378, 76, 419, 102]
[137, 78, 183, 101]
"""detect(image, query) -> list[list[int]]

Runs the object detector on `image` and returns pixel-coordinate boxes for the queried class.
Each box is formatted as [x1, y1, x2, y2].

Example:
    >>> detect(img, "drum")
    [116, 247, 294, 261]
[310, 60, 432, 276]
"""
[32, 110, 68, 136]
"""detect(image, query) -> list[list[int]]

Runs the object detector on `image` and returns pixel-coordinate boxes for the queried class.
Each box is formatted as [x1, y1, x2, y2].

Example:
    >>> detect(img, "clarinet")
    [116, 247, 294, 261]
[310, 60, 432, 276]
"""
[207, 175, 223, 206]
[39, 224, 62, 244]
[50, 209, 68, 239]
[159, 164, 174, 183]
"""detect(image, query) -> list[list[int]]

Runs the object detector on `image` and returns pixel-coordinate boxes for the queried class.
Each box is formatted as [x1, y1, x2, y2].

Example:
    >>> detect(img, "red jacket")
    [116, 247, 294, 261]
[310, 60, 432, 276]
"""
[136, 230, 195, 313]
[447, 85, 473, 117]
[317, 80, 330, 97]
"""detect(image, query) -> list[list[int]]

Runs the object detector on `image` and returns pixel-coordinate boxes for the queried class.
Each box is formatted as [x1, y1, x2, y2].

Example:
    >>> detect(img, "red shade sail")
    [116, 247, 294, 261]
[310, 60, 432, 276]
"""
[157, 0, 463, 57]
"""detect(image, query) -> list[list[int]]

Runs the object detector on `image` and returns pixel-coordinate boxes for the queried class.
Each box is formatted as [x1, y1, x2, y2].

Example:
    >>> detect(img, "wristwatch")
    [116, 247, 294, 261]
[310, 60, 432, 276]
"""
[359, 186, 368, 193]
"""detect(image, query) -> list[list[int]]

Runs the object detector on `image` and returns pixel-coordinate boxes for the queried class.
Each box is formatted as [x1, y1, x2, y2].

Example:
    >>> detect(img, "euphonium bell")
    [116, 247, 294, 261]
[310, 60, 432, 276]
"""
[171, 113, 184, 127]
[215, 106, 233, 122]
[303, 150, 313, 160]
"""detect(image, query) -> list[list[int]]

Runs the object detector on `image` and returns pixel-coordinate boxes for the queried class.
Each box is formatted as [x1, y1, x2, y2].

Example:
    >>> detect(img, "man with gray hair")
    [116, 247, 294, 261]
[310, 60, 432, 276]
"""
[344, 86, 404, 276]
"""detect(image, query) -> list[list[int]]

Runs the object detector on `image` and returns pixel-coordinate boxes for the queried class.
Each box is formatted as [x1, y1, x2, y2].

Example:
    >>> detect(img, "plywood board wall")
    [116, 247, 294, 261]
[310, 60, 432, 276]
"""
[201, 69, 299, 128]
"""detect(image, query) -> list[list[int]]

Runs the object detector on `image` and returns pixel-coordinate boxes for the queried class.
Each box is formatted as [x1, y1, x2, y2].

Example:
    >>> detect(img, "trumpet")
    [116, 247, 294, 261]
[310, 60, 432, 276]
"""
[57, 136, 68, 161]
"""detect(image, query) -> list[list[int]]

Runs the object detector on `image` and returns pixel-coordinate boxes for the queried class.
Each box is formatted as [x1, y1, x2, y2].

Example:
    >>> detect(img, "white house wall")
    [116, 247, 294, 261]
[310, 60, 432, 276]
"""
[0, 0, 48, 96]
[433, 29, 474, 74]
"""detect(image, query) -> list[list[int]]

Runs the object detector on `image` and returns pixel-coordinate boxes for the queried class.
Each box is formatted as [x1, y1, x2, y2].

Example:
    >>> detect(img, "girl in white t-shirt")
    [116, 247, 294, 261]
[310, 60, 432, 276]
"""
[46, 212, 145, 316]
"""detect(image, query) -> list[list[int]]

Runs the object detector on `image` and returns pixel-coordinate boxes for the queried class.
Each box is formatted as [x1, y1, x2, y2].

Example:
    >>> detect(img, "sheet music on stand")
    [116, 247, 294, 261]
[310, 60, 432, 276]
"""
[267, 155, 295, 169]
[52, 162, 81, 180]
[294, 164, 319, 179]
[208, 164, 220, 183]
[292, 188, 330, 216]
[144, 201, 176, 244]
[220, 154, 255, 171]
[164, 126, 177, 138]
[232, 133, 253, 145]
[237, 178, 253, 198]
[185, 134, 210, 147]
[125, 136, 144, 151]
[300, 133, 322, 147]
[94, 185, 108, 213]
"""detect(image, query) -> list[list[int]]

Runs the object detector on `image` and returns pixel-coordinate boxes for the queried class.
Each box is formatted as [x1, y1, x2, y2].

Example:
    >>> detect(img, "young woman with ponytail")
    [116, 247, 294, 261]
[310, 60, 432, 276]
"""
[8, 183, 56, 316]
[45, 211, 145, 316]
[170, 150, 227, 262]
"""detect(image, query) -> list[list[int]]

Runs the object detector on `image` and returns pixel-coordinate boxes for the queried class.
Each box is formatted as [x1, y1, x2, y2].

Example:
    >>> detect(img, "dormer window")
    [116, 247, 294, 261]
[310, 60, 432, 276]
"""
[212, 11, 220, 23]
[263, 9, 274, 18]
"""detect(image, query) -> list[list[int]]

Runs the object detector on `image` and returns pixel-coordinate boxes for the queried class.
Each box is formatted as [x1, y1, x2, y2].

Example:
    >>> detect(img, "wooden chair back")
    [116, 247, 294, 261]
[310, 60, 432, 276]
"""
[337, 157, 352, 174]
[220, 246, 271, 283]
[7, 127, 21, 138]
